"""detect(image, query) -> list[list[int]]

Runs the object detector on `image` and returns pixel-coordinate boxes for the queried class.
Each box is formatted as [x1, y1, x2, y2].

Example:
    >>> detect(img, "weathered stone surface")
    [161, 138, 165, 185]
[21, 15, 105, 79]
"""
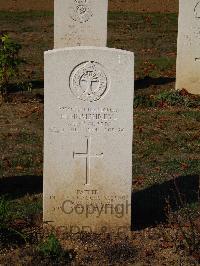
[43, 47, 134, 233]
[54, 0, 108, 48]
[176, 0, 200, 94]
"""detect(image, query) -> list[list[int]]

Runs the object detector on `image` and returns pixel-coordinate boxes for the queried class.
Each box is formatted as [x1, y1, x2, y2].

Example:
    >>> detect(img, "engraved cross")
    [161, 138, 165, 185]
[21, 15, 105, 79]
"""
[73, 136, 103, 185]
[81, 71, 99, 95]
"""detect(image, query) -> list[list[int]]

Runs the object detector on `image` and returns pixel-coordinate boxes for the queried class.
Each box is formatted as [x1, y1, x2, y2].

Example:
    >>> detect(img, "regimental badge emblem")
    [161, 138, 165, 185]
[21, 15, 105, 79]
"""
[69, 61, 109, 102]
[70, 0, 93, 23]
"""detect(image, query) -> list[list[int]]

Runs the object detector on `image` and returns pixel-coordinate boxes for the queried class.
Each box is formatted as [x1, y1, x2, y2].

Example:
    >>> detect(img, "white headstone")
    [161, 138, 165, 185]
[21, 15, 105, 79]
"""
[43, 47, 134, 233]
[176, 0, 200, 94]
[54, 0, 108, 48]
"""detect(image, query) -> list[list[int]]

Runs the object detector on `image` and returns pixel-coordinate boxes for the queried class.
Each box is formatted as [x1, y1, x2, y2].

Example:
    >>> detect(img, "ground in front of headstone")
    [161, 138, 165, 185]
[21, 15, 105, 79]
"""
[1, 93, 200, 265]
[0, 7, 200, 266]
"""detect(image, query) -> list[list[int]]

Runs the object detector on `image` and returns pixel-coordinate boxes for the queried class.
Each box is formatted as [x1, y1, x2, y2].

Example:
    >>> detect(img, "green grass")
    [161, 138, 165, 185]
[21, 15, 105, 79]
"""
[0, 10, 53, 20]
[11, 196, 42, 219]
[0, 11, 178, 83]
[133, 107, 200, 189]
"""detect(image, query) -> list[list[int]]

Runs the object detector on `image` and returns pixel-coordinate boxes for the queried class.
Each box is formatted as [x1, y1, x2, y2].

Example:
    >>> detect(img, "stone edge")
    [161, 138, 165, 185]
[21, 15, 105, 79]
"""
[44, 46, 134, 56]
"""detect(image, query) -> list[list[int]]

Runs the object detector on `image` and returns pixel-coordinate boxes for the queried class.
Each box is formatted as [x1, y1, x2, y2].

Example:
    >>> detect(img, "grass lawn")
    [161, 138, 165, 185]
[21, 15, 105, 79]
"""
[0, 11, 200, 265]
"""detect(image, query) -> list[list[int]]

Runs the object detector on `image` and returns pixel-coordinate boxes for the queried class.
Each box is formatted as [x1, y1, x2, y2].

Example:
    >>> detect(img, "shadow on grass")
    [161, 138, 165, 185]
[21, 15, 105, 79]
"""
[135, 76, 175, 90]
[30, 79, 44, 89]
[0, 175, 42, 199]
[1, 174, 199, 231]
[7, 79, 44, 93]
[132, 174, 200, 230]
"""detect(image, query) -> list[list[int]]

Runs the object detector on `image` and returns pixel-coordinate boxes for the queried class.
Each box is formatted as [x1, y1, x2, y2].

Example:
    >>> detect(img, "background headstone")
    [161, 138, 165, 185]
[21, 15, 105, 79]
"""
[176, 0, 200, 94]
[44, 47, 134, 233]
[54, 0, 108, 48]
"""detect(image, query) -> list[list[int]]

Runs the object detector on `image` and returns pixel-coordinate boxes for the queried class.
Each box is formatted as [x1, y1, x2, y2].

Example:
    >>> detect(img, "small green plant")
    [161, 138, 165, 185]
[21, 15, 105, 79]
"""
[38, 233, 64, 258]
[156, 90, 185, 106]
[134, 90, 200, 108]
[37, 233, 75, 262]
[0, 32, 23, 100]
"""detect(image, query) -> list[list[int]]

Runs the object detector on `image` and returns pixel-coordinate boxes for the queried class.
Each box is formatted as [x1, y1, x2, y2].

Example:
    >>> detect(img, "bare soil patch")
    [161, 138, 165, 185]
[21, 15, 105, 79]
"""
[0, 0, 178, 13]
